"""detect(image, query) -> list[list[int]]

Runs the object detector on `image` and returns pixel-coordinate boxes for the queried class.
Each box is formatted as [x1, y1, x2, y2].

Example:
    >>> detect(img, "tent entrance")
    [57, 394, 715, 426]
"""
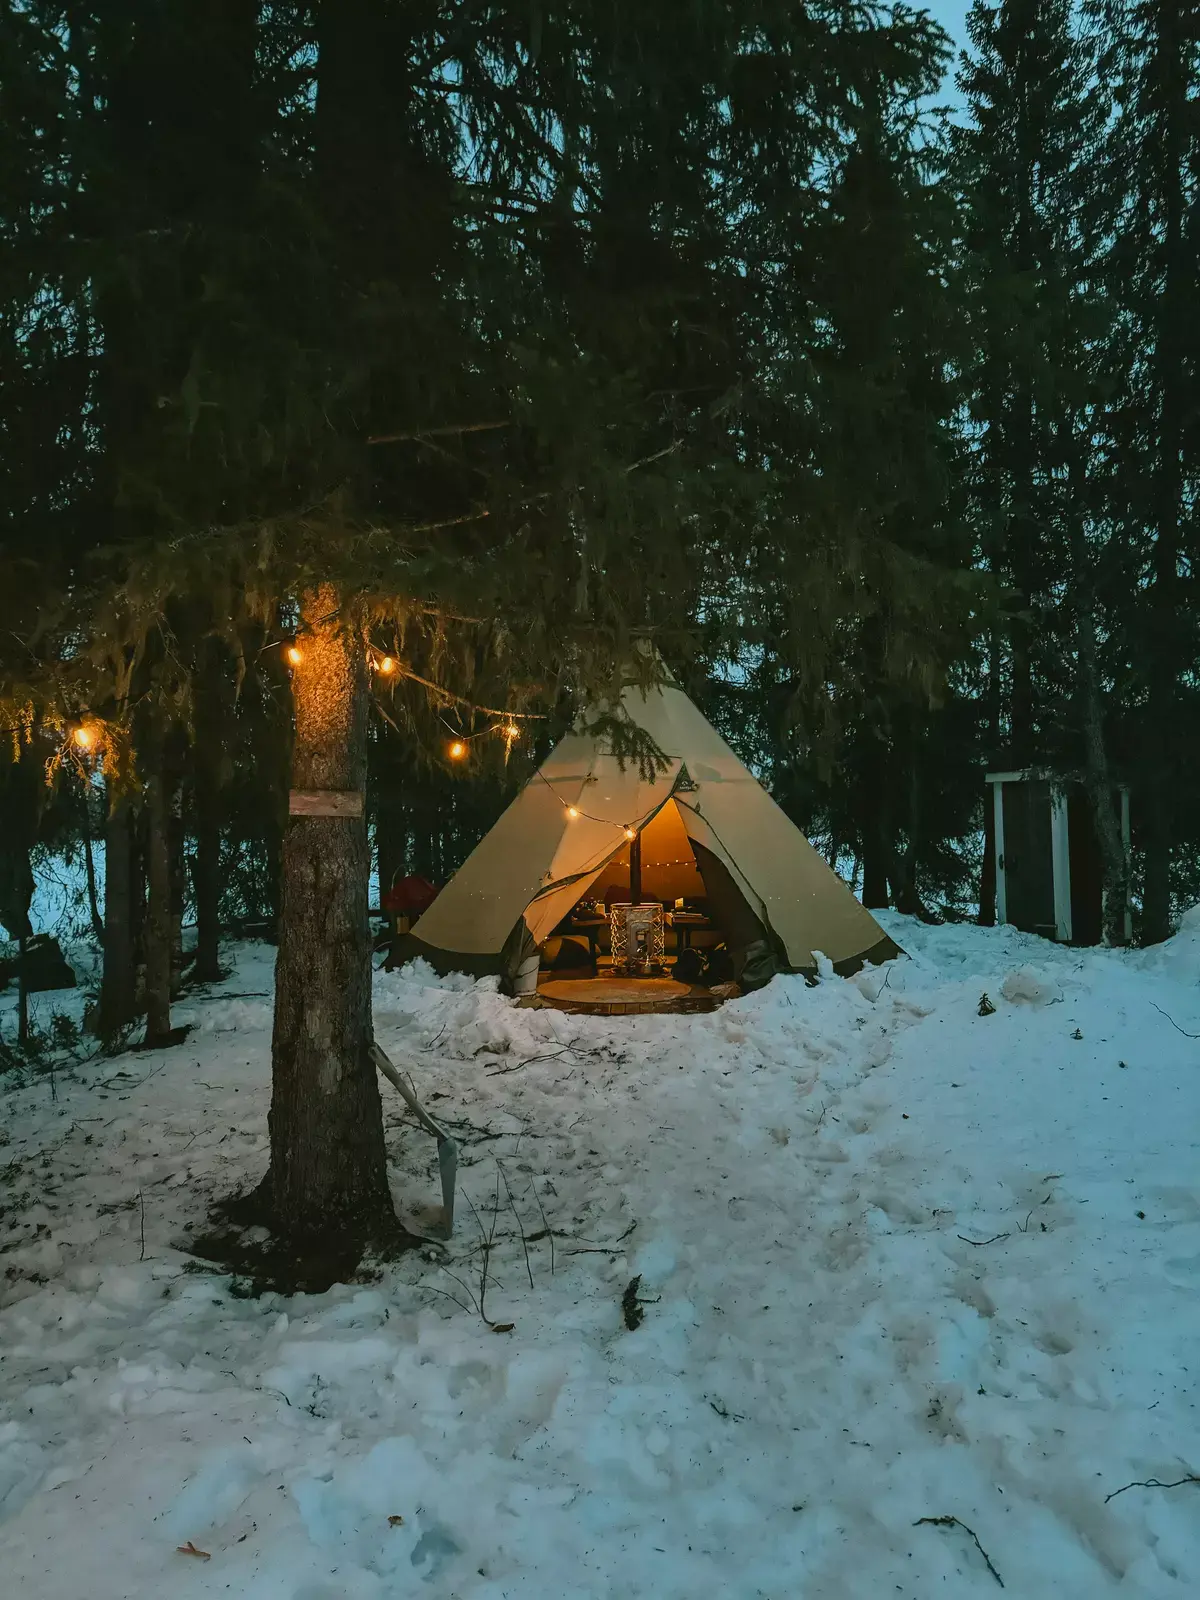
[536, 799, 779, 988]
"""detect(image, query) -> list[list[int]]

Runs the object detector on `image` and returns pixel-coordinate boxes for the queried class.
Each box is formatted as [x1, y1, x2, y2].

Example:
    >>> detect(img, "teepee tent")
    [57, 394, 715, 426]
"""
[398, 668, 901, 990]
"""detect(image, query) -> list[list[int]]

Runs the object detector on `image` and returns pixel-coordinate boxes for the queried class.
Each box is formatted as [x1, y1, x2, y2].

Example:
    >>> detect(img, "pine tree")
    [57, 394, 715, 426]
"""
[1099, 0, 1200, 939]
[727, 11, 974, 914]
[956, 0, 1138, 941]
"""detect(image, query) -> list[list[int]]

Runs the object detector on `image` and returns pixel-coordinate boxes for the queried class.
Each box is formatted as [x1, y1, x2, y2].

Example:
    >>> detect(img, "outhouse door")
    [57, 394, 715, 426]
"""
[1000, 778, 1057, 938]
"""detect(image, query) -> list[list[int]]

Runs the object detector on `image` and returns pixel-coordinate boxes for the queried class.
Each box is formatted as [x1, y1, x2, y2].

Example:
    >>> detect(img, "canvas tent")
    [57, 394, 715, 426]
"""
[397, 667, 901, 991]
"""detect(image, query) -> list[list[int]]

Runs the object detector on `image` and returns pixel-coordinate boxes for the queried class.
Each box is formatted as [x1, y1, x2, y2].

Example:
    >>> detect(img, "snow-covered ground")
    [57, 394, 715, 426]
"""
[0, 913, 1198, 1598]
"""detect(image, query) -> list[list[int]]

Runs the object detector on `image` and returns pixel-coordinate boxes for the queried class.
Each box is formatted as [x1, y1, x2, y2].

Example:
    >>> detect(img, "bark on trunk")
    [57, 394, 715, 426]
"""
[193, 795, 223, 982]
[860, 729, 891, 910]
[979, 794, 997, 927]
[17, 934, 29, 1046]
[978, 633, 1000, 925]
[265, 585, 392, 1244]
[142, 730, 175, 1048]
[888, 743, 925, 917]
[82, 798, 104, 945]
[130, 807, 147, 998]
[1079, 641, 1129, 947]
[168, 742, 186, 997]
[98, 794, 138, 1043]
[860, 834, 889, 909]
[192, 637, 228, 981]
[1064, 433, 1129, 947]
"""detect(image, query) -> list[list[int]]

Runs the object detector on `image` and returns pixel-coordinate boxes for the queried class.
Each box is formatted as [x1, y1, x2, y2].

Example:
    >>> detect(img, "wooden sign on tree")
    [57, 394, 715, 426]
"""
[288, 790, 364, 818]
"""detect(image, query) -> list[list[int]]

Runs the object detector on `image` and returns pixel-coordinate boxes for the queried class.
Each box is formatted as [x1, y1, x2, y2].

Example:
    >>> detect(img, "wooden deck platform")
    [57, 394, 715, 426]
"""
[521, 973, 725, 1015]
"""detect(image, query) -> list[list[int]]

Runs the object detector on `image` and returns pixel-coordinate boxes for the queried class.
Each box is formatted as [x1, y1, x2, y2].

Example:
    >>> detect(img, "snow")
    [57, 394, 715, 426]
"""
[1, 913, 1198, 1597]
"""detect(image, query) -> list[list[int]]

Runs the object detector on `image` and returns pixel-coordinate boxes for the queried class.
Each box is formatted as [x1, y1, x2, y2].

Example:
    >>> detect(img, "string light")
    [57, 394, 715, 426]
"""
[286, 645, 303, 668]
[377, 655, 396, 675]
[72, 725, 93, 750]
[535, 770, 653, 839]
[439, 716, 528, 764]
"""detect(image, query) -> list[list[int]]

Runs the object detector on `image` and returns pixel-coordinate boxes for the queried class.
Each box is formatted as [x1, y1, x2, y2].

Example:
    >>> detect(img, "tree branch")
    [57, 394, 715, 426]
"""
[1151, 1002, 1200, 1039]
[914, 1517, 1003, 1588]
[1104, 1474, 1200, 1504]
[367, 420, 510, 446]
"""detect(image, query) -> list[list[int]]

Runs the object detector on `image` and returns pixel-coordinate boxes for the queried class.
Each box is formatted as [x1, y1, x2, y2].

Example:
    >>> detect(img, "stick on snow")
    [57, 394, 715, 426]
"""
[372, 1040, 458, 1237]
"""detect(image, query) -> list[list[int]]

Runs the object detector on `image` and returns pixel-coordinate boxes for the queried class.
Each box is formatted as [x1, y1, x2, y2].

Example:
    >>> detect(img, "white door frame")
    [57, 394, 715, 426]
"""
[1049, 787, 1073, 943]
[986, 772, 1072, 942]
[989, 776, 1007, 924]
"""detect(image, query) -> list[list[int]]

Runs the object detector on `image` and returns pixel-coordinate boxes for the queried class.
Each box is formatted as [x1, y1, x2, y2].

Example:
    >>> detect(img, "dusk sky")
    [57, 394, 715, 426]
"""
[930, 0, 973, 49]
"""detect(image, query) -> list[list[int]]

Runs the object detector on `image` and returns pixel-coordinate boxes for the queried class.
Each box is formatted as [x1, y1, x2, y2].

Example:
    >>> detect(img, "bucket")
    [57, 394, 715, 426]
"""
[512, 952, 540, 997]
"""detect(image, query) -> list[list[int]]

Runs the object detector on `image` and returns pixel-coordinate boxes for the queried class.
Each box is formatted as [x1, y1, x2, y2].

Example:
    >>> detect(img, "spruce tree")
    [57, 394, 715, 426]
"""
[725, 10, 974, 913]
[1098, 0, 1200, 939]
[956, 0, 1137, 940]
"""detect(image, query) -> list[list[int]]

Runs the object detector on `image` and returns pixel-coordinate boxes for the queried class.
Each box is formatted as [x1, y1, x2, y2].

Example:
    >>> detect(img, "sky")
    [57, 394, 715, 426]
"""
[929, 0, 973, 52]
[927, 1, 974, 107]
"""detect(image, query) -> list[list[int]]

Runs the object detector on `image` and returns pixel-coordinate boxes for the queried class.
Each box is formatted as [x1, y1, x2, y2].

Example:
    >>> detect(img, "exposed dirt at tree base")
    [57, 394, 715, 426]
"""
[188, 1183, 419, 1296]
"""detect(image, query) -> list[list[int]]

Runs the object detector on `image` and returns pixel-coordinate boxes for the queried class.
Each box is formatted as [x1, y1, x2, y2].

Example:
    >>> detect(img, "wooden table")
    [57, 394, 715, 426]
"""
[669, 912, 712, 953]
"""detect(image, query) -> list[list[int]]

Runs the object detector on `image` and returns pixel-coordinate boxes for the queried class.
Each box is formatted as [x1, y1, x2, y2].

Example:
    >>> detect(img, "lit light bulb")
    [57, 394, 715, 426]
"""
[566, 806, 580, 820]
[449, 740, 467, 760]
[72, 725, 93, 750]
[624, 826, 636, 840]
[504, 722, 519, 740]
[378, 655, 396, 675]
[286, 645, 303, 667]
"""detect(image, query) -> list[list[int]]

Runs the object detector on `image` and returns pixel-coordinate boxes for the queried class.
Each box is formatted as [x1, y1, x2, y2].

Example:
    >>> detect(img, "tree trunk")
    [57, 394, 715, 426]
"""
[16, 934, 29, 1045]
[141, 729, 175, 1048]
[1078, 637, 1129, 947]
[168, 742, 186, 997]
[980, 793, 997, 926]
[860, 728, 891, 910]
[193, 789, 223, 982]
[98, 794, 138, 1043]
[860, 830, 889, 908]
[81, 793, 104, 945]
[191, 638, 227, 981]
[978, 632, 1000, 925]
[888, 756, 926, 918]
[1064, 431, 1129, 947]
[130, 807, 147, 996]
[264, 585, 392, 1244]
[1141, 0, 1186, 945]
[1142, 775, 1172, 945]
[0, 843, 36, 1047]
[1006, 65, 1039, 773]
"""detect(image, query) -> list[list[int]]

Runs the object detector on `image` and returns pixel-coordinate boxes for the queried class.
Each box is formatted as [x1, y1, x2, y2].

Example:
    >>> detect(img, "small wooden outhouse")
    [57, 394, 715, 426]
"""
[986, 770, 1131, 945]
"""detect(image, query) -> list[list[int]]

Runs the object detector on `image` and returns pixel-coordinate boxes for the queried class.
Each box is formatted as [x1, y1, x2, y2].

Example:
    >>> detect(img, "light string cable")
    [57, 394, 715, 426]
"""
[531, 769, 649, 840]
